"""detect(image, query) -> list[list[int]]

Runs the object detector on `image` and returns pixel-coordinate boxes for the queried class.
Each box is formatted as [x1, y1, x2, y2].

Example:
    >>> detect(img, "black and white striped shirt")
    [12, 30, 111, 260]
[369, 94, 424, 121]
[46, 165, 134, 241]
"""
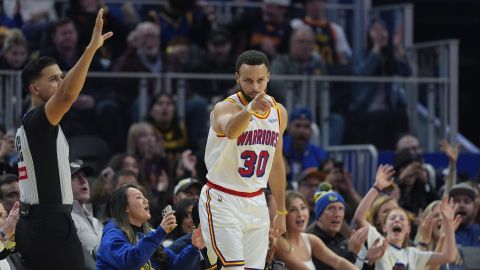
[15, 104, 73, 205]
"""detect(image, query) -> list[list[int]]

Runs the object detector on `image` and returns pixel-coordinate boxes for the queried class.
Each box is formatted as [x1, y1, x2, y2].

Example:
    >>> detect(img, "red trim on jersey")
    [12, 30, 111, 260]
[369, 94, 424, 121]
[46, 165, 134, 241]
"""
[207, 181, 263, 197]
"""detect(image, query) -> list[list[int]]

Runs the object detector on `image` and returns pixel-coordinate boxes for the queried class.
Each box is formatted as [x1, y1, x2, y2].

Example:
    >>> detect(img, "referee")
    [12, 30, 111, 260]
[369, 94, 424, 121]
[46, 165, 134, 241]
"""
[14, 9, 112, 269]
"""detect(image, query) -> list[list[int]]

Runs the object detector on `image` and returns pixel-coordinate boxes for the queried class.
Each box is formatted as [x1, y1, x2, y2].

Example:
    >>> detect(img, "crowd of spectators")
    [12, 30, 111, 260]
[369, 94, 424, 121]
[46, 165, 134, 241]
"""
[1, 0, 480, 270]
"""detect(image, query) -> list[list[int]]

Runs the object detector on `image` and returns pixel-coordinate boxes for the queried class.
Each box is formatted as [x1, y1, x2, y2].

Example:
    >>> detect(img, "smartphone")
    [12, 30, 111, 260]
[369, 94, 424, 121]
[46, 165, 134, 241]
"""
[162, 205, 175, 233]
[162, 205, 172, 218]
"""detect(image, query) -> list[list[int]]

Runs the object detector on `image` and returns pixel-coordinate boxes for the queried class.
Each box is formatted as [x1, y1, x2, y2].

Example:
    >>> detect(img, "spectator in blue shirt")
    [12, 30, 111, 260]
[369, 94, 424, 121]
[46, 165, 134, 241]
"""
[96, 184, 204, 270]
[449, 182, 480, 247]
[283, 107, 326, 186]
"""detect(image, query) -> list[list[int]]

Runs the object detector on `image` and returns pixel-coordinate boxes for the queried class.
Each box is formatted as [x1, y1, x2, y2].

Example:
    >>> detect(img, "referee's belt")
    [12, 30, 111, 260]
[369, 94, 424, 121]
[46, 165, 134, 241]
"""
[20, 202, 73, 217]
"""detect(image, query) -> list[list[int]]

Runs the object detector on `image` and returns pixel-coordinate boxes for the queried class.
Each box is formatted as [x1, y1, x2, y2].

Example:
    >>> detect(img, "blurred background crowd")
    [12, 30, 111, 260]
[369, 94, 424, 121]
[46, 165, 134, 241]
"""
[1, 0, 480, 269]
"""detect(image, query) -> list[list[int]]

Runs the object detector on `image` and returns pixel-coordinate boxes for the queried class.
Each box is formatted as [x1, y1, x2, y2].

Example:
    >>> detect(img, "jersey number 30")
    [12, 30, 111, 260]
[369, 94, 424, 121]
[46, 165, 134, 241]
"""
[238, 150, 270, 178]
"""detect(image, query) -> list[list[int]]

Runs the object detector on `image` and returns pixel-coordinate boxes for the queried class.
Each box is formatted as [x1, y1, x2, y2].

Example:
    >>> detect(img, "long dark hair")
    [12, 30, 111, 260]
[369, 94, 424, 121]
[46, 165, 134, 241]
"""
[106, 184, 169, 264]
[366, 18, 397, 76]
[170, 198, 196, 240]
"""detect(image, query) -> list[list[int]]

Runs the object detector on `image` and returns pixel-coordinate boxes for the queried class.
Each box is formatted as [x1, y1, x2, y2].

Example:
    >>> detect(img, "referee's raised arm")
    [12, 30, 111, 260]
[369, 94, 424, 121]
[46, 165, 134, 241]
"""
[43, 8, 113, 126]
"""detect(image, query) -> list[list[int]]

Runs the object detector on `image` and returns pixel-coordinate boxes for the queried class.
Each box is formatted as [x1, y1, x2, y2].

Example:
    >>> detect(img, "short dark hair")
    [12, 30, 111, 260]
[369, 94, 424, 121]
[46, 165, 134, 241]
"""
[112, 169, 137, 187]
[235, 50, 269, 72]
[0, 174, 18, 200]
[21, 56, 57, 93]
[51, 18, 75, 37]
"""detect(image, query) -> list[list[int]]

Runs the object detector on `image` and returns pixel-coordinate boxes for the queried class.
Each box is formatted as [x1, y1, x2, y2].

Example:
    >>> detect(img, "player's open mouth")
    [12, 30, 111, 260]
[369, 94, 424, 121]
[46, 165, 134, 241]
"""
[296, 219, 305, 226]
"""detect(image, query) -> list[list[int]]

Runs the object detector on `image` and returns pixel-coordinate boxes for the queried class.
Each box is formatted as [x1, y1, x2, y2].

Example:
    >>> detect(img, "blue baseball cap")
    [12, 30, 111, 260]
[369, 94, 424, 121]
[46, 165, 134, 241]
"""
[290, 107, 312, 122]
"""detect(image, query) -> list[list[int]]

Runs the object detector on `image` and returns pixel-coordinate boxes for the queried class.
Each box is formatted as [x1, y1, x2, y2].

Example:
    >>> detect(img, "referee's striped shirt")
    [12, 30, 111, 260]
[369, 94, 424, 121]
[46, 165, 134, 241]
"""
[15, 104, 73, 205]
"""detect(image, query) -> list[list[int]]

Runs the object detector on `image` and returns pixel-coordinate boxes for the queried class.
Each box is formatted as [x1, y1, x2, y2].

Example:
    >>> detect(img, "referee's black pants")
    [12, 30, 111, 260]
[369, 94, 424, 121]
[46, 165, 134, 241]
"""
[15, 207, 85, 270]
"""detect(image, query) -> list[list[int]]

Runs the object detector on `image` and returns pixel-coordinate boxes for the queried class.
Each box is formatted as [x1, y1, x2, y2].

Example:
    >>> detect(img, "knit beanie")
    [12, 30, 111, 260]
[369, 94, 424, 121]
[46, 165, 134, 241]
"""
[314, 182, 345, 220]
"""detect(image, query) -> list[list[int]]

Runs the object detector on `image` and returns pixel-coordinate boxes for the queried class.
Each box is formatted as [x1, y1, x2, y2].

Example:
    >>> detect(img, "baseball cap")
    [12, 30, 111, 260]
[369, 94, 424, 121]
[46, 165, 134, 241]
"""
[70, 159, 94, 177]
[208, 28, 232, 45]
[290, 107, 312, 122]
[449, 182, 477, 201]
[264, 0, 291, 7]
[174, 178, 202, 196]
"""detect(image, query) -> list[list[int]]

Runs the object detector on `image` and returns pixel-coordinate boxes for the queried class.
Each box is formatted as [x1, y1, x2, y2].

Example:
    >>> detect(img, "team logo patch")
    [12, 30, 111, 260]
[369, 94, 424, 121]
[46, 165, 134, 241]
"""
[18, 166, 28, 180]
[328, 195, 337, 201]
[268, 118, 278, 123]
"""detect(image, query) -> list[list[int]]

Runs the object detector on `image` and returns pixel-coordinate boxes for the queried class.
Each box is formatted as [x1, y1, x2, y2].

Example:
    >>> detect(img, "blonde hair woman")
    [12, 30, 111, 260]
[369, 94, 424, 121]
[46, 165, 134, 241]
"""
[274, 191, 357, 270]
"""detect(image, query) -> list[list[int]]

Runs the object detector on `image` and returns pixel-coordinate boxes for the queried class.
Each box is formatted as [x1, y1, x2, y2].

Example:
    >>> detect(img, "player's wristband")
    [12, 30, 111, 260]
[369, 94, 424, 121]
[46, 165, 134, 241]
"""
[276, 210, 288, 216]
[246, 102, 255, 114]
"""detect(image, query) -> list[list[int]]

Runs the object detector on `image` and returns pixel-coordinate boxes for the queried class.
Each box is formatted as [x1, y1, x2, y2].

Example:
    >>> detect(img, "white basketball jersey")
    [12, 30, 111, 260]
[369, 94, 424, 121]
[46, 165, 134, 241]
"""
[205, 92, 282, 192]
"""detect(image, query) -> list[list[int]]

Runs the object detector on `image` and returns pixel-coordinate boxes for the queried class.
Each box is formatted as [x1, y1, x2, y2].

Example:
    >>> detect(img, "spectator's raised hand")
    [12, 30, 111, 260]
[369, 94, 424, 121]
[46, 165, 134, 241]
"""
[367, 237, 388, 264]
[374, 165, 395, 190]
[440, 196, 457, 224]
[0, 201, 19, 239]
[181, 150, 197, 175]
[399, 162, 428, 185]
[160, 211, 177, 233]
[348, 226, 369, 254]
[191, 227, 205, 249]
[417, 210, 434, 244]
[88, 8, 113, 51]
[439, 139, 460, 163]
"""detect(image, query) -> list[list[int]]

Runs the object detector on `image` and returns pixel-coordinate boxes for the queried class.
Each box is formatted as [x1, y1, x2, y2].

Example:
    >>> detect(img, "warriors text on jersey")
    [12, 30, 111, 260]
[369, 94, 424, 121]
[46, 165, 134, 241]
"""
[204, 92, 282, 193]
[15, 104, 73, 205]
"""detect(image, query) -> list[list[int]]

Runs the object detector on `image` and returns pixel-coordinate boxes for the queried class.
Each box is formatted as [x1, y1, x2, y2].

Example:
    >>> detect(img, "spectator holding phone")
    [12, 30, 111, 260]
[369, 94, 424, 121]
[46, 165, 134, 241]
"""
[96, 184, 204, 270]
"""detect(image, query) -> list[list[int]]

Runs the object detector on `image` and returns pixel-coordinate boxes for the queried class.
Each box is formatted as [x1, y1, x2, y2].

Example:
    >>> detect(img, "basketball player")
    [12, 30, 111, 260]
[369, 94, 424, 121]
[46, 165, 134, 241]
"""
[199, 50, 287, 269]
[15, 9, 112, 269]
